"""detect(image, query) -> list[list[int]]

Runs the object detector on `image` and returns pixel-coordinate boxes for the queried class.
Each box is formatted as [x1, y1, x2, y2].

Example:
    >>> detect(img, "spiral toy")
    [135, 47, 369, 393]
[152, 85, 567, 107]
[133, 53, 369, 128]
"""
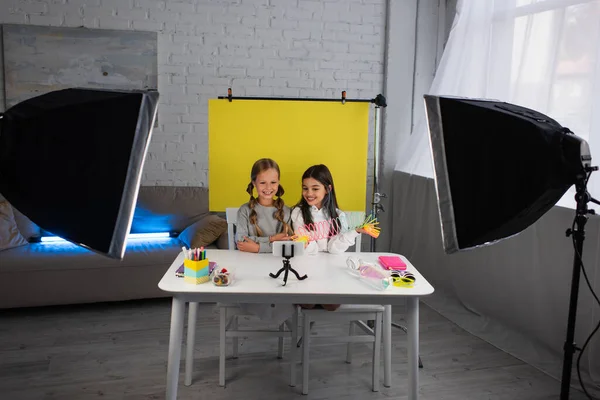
[358, 213, 381, 238]
[292, 213, 381, 242]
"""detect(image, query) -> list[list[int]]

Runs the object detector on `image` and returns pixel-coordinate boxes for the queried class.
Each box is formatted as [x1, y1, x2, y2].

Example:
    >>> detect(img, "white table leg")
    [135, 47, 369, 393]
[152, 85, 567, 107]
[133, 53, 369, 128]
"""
[184, 301, 198, 386]
[166, 296, 186, 400]
[290, 307, 298, 387]
[219, 307, 226, 387]
[383, 305, 392, 387]
[372, 311, 382, 392]
[407, 298, 419, 400]
[302, 313, 310, 395]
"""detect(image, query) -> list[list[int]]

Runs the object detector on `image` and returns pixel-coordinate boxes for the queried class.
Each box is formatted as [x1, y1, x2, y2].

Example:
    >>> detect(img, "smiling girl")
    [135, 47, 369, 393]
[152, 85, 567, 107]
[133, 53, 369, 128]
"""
[291, 164, 367, 311]
[291, 164, 367, 255]
[236, 158, 293, 253]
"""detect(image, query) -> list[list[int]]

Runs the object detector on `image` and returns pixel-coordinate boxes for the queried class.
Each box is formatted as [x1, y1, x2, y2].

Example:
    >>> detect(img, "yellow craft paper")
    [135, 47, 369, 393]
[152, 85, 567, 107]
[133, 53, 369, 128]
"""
[208, 99, 369, 213]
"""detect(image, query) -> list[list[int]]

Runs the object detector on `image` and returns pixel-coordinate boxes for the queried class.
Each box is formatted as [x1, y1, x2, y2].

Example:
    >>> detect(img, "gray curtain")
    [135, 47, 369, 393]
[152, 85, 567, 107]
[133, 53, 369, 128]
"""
[390, 170, 600, 396]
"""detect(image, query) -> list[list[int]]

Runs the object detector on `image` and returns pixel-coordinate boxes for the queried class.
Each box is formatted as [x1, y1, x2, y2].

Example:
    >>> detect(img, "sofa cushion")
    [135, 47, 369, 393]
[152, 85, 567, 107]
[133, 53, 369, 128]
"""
[0, 201, 29, 251]
[178, 215, 227, 248]
[0, 238, 182, 273]
[215, 230, 230, 249]
[12, 207, 42, 241]
[131, 186, 210, 234]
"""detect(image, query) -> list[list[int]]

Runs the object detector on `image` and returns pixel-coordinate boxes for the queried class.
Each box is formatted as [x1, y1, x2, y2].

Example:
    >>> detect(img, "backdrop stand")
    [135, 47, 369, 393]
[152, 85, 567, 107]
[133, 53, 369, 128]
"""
[368, 94, 424, 370]
[369, 96, 386, 253]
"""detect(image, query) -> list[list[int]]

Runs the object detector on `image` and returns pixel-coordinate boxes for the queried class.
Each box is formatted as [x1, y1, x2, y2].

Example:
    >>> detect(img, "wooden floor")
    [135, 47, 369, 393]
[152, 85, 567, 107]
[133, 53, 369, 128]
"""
[0, 298, 588, 400]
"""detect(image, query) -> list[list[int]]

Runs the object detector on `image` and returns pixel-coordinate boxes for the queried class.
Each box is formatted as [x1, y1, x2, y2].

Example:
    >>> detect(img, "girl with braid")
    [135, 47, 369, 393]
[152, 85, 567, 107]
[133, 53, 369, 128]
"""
[235, 158, 295, 323]
[236, 158, 293, 253]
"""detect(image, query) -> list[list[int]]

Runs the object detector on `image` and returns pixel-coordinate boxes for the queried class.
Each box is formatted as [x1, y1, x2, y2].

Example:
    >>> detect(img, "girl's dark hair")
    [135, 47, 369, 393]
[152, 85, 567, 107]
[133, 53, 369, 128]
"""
[246, 158, 292, 236]
[296, 164, 341, 236]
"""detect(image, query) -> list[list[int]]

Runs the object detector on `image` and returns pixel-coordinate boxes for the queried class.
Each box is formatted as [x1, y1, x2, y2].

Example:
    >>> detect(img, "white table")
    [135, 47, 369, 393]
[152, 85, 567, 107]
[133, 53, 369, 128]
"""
[158, 250, 434, 400]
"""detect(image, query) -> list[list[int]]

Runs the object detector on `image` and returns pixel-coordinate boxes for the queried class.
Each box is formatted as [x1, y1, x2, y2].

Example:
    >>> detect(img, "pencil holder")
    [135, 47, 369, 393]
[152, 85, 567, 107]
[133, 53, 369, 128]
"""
[184, 258, 210, 284]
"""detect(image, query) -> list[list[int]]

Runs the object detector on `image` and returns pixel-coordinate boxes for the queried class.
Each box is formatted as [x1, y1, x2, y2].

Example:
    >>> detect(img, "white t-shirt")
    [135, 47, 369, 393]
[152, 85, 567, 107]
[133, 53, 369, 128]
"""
[290, 206, 360, 255]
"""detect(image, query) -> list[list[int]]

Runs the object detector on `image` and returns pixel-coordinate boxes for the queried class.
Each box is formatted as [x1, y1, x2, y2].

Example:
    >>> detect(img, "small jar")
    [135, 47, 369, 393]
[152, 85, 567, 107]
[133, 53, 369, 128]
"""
[211, 266, 233, 287]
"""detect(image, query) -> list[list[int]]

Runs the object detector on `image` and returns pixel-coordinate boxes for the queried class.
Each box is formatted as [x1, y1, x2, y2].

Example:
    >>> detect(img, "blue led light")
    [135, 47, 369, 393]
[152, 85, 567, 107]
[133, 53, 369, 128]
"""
[40, 232, 171, 244]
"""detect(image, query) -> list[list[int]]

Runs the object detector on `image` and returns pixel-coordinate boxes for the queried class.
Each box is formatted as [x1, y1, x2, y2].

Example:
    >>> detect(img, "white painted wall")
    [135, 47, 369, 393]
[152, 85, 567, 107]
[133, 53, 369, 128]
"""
[377, 0, 449, 251]
[0, 0, 386, 187]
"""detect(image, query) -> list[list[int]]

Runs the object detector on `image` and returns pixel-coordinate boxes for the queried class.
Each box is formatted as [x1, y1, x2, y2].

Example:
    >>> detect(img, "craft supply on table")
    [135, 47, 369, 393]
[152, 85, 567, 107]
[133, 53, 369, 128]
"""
[211, 265, 234, 287]
[378, 255, 407, 271]
[176, 260, 217, 278]
[182, 246, 210, 284]
[390, 270, 416, 288]
[346, 257, 391, 290]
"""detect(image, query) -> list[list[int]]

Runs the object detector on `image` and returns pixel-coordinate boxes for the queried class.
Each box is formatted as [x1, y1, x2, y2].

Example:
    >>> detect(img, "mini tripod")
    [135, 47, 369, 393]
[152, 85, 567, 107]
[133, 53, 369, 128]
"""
[269, 244, 307, 286]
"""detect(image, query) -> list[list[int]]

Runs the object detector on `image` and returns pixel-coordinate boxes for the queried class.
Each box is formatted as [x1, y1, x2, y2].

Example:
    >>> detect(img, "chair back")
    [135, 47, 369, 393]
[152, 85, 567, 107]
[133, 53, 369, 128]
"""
[225, 207, 239, 251]
[344, 211, 365, 253]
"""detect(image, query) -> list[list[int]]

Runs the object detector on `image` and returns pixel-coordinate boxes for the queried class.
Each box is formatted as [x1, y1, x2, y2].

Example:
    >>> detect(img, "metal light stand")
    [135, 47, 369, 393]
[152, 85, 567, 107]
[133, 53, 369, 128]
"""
[560, 165, 599, 399]
[370, 94, 387, 252]
[369, 94, 424, 369]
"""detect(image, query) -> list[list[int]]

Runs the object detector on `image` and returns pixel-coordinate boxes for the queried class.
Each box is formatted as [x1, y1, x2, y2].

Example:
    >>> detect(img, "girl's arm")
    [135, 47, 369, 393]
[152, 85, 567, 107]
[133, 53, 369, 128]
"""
[291, 207, 318, 255]
[327, 211, 360, 254]
[236, 206, 272, 253]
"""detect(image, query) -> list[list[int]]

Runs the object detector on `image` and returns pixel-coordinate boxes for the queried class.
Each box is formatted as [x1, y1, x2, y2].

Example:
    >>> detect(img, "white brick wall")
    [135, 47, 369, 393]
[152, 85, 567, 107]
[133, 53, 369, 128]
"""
[0, 0, 386, 187]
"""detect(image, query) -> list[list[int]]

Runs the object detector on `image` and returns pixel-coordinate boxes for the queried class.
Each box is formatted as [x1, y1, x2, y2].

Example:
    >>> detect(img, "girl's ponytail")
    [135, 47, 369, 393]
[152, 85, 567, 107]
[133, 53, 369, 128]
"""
[247, 182, 263, 237]
[274, 186, 293, 235]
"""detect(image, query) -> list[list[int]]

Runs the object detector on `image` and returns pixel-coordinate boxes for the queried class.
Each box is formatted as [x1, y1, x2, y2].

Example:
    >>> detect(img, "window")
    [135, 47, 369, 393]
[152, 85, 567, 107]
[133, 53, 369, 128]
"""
[398, 0, 600, 209]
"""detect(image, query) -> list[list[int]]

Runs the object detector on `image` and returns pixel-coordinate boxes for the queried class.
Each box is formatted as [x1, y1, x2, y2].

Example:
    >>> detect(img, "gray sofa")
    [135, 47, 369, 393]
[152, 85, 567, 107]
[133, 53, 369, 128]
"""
[0, 186, 228, 309]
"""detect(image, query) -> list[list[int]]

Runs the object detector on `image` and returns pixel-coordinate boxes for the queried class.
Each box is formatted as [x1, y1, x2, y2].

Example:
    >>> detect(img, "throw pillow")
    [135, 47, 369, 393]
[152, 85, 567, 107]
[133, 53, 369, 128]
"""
[0, 201, 29, 251]
[179, 215, 228, 248]
[12, 207, 42, 241]
[0, 192, 41, 240]
[215, 230, 230, 250]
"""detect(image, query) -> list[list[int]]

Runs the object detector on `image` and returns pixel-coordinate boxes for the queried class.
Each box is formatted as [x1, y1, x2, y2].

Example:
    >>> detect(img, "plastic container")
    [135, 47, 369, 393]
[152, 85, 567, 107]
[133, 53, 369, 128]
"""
[346, 257, 391, 290]
[211, 265, 234, 287]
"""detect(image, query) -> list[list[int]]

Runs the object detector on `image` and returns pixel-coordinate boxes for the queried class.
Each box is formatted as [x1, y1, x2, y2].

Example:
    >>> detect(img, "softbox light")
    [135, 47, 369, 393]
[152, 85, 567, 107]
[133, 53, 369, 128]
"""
[424, 94, 598, 400]
[0, 88, 159, 259]
[424, 95, 591, 254]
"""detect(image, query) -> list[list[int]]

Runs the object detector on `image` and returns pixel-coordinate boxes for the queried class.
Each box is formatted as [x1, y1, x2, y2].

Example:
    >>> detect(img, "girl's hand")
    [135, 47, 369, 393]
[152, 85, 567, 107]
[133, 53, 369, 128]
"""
[355, 228, 368, 235]
[237, 236, 260, 253]
[269, 232, 292, 242]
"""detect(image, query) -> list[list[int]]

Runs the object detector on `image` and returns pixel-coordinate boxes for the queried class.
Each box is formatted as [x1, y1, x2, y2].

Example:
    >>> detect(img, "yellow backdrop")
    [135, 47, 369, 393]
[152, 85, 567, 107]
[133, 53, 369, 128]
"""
[208, 99, 370, 213]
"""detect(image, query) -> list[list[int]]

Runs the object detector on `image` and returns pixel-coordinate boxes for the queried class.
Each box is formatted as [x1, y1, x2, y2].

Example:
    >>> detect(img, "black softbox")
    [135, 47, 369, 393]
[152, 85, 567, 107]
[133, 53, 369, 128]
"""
[424, 95, 591, 254]
[0, 88, 159, 259]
